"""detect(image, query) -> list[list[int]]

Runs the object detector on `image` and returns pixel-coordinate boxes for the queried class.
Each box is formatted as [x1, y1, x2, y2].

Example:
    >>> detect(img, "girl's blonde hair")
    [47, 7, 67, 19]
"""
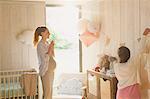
[33, 26, 48, 46]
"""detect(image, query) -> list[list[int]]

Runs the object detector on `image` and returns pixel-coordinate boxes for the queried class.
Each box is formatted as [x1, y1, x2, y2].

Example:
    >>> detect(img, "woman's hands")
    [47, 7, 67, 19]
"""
[48, 41, 55, 56]
[143, 28, 150, 36]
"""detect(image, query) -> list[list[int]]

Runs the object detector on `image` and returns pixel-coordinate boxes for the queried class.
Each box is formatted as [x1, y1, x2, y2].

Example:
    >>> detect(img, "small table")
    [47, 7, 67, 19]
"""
[87, 69, 118, 99]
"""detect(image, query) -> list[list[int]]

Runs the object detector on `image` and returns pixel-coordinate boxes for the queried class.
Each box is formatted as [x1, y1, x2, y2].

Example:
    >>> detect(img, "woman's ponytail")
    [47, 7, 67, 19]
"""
[33, 27, 41, 46]
[33, 31, 39, 46]
[33, 26, 48, 46]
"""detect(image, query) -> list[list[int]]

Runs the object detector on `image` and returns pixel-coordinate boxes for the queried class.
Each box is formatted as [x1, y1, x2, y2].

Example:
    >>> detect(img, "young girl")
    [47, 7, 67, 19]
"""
[114, 28, 150, 99]
[33, 26, 56, 99]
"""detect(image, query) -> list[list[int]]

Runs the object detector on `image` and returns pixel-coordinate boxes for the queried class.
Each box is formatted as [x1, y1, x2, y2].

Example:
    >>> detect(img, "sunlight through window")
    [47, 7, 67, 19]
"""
[46, 6, 80, 80]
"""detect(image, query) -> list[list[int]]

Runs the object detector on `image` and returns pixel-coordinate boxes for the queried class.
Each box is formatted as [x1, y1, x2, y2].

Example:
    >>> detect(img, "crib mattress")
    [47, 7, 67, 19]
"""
[0, 82, 24, 98]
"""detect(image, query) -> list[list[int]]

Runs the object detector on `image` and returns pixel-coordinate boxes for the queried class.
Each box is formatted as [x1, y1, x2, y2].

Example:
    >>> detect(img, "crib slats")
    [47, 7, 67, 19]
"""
[4, 78, 6, 99]
[13, 76, 15, 99]
[0, 77, 1, 99]
[0, 69, 38, 99]
[8, 77, 10, 99]
[21, 75, 24, 99]
[17, 75, 19, 99]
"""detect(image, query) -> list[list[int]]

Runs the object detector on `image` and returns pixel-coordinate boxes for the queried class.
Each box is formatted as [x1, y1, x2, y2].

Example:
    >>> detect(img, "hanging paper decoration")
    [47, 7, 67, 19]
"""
[78, 18, 100, 47]
[79, 31, 98, 47]
[48, 32, 72, 50]
[142, 36, 150, 70]
[87, 21, 101, 37]
[137, 35, 150, 53]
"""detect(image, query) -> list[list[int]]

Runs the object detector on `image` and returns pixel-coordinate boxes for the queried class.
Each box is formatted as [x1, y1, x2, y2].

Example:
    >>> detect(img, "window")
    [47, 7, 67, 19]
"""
[46, 6, 81, 79]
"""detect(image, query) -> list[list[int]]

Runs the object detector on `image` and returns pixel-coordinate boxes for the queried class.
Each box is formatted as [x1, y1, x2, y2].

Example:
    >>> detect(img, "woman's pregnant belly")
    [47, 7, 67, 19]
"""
[49, 56, 56, 70]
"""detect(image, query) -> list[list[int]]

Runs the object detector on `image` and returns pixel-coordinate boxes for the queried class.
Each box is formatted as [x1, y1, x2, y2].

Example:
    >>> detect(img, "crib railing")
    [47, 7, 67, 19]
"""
[0, 69, 39, 99]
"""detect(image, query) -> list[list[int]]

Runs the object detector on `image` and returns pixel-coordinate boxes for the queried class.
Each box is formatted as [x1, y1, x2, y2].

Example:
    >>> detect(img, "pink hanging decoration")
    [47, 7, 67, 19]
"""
[79, 31, 98, 47]
[78, 18, 101, 47]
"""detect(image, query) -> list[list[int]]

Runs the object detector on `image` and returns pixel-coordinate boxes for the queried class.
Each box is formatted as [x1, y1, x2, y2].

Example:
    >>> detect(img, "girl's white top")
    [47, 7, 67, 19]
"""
[114, 36, 150, 89]
[37, 40, 50, 77]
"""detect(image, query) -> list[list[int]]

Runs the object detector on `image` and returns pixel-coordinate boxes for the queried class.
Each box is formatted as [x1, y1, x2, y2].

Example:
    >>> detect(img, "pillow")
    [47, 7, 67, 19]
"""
[57, 78, 83, 95]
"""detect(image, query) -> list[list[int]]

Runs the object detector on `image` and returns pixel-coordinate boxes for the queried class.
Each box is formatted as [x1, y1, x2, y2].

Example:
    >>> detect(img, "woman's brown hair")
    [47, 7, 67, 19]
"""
[118, 46, 130, 63]
[33, 26, 48, 46]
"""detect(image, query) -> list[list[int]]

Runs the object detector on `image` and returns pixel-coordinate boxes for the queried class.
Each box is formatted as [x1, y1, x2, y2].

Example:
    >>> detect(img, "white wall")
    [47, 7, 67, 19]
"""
[81, 0, 150, 98]
[0, 1, 45, 70]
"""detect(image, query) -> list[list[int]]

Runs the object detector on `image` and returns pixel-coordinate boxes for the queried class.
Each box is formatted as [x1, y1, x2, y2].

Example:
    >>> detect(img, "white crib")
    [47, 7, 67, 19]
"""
[0, 69, 39, 99]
